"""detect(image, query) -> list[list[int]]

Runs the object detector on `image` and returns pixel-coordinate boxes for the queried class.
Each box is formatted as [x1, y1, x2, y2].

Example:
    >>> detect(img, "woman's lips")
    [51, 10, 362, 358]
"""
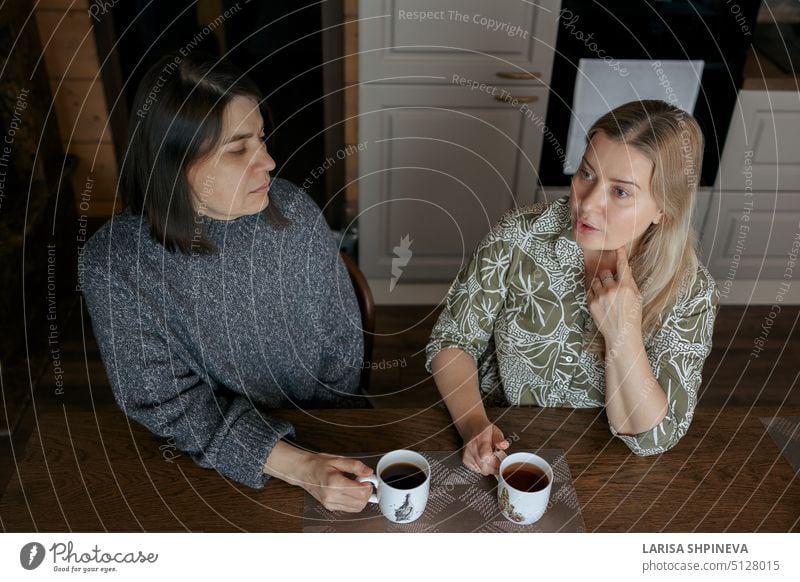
[251, 181, 270, 193]
[577, 219, 600, 234]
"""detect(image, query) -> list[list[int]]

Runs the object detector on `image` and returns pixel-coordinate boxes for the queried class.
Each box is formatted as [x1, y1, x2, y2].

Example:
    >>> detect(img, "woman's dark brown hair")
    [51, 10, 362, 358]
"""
[122, 52, 285, 254]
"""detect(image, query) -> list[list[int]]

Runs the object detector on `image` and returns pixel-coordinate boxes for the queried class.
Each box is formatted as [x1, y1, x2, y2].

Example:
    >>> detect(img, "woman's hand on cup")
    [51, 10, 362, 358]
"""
[298, 454, 375, 512]
[460, 420, 509, 476]
[264, 442, 374, 512]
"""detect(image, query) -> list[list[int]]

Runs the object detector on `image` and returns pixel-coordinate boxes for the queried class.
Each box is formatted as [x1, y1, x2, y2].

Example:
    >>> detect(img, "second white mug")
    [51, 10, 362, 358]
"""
[496, 452, 553, 525]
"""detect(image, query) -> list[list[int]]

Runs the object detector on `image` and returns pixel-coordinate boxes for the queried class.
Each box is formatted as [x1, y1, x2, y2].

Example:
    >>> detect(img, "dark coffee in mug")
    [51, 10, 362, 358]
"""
[502, 462, 550, 492]
[380, 462, 427, 490]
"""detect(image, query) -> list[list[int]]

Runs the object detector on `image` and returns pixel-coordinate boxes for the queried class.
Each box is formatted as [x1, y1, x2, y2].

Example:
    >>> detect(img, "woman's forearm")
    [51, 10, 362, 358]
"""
[431, 348, 488, 435]
[604, 334, 668, 436]
[263, 440, 313, 485]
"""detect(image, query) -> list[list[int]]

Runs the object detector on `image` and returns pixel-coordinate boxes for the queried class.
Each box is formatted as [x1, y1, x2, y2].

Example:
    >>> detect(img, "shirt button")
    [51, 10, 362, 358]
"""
[565, 355, 574, 363]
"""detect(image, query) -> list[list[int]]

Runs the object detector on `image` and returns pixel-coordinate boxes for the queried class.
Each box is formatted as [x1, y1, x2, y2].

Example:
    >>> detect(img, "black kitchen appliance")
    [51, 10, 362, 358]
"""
[540, 0, 762, 187]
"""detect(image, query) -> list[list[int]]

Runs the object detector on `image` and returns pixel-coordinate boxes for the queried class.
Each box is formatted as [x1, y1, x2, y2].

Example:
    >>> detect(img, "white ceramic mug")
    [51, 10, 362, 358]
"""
[358, 450, 430, 523]
[496, 452, 553, 525]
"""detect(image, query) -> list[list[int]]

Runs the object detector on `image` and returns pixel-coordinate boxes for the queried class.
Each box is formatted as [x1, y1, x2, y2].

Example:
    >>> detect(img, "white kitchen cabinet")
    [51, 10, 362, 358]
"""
[701, 90, 800, 303]
[716, 90, 800, 192]
[357, 0, 560, 295]
[701, 189, 800, 277]
[359, 0, 560, 84]
[358, 83, 548, 283]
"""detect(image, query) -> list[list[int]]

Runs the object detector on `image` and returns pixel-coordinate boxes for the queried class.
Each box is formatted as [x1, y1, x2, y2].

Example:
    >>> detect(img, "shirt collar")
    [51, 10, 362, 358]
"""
[548, 196, 589, 312]
[548, 196, 584, 268]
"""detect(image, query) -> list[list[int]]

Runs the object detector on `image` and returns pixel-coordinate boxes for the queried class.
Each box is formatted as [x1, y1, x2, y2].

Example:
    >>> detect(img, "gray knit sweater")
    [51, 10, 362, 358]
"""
[81, 179, 365, 489]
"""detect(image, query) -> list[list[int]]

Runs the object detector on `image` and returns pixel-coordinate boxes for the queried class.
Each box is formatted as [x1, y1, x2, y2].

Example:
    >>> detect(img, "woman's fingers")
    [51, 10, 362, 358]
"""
[477, 434, 495, 462]
[329, 456, 373, 477]
[322, 470, 373, 508]
[462, 438, 489, 474]
[598, 268, 614, 284]
[463, 441, 484, 470]
[476, 433, 502, 474]
[616, 246, 631, 280]
[461, 423, 506, 475]
[492, 428, 510, 467]
[478, 455, 501, 475]
[303, 455, 376, 512]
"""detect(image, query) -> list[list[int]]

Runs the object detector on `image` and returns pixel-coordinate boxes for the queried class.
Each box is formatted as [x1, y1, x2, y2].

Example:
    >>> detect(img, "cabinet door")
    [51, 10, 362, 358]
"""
[700, 189, 800, 280]
[359, 0, 560, 84]
[717, 90, 800, 192]
[358, 83, 549, 282]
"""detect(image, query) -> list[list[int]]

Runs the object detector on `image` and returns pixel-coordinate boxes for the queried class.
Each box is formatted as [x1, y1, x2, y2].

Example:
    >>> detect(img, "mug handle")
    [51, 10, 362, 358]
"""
[357, 474, 379, 503]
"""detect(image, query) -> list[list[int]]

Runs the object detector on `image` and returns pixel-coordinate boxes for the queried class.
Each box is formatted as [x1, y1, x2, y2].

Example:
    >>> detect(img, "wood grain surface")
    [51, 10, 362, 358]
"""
[1, 406, 798, 532]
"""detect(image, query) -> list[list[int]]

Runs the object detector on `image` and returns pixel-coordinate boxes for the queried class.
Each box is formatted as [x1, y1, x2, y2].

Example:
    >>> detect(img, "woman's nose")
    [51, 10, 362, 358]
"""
[580, 180, 605, 211]
[254, 146, 276, 173]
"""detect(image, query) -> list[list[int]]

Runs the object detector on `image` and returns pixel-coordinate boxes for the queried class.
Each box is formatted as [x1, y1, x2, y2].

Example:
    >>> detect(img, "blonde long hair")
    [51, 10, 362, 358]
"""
[583, 100, 703, 356]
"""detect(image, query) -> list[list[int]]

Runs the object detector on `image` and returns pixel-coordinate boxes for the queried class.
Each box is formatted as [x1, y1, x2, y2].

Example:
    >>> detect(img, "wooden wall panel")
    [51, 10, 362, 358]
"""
[50, 80, 112, 144]
[35, 10, 99, 80]
[36, 1, 118, 219]
[343, 1, 359, 220]
[69, 142, 120, 212]
[38, 0, 89, 8]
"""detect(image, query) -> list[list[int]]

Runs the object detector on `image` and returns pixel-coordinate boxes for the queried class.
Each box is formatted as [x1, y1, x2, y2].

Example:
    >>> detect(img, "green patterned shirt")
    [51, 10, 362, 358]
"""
[426, 196, 719, 455]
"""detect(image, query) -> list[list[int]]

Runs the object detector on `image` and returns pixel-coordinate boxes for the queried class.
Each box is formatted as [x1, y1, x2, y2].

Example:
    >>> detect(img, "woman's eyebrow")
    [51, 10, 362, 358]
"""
[222, 132, 252, 144]
[612, 177, 640, 189]
[583, 157, 639, 189]
[222, 126, 266, 145]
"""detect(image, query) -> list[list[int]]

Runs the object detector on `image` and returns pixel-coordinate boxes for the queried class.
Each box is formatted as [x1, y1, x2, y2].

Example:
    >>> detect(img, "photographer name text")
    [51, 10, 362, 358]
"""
[643, 543, 748, 554]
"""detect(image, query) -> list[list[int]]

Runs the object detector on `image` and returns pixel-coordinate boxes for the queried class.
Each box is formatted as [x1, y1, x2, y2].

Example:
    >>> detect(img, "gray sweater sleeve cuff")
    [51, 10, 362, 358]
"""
[212, 409, 296, 489]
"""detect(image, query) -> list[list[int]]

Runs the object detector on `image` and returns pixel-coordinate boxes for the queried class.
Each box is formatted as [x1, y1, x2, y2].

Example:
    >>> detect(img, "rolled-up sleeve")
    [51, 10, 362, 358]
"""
[425, 212, 518, 371]
[82, 248, 294, 489]
[612, 269, 719, 455]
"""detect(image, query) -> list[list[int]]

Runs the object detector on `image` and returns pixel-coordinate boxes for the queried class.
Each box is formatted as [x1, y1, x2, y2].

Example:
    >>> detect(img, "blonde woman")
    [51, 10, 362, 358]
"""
[427, 100, 719, 475]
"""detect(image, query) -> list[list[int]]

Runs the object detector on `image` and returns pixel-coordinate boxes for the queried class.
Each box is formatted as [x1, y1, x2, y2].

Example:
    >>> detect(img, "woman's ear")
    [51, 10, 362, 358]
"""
[652, 209, 664, 225]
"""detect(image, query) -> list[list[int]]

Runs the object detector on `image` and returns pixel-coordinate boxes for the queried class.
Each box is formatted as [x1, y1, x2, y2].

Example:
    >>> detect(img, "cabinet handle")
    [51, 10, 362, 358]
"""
[494, 95, 539, 104]
[496, 71, 541, 80]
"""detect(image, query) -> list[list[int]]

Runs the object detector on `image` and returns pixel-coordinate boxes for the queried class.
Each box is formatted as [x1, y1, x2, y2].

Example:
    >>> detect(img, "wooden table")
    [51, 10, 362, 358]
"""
[1, 406, 798, 532]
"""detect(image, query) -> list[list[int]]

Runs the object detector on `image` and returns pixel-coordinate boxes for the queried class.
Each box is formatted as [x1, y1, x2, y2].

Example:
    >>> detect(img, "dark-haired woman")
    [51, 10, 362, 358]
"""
[81, 53, 374, 511]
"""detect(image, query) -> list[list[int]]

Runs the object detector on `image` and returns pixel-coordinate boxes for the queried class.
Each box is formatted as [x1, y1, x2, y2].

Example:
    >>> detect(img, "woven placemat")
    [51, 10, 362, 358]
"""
[761, 416, 800, 476]
[303, 449, 584, 532]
